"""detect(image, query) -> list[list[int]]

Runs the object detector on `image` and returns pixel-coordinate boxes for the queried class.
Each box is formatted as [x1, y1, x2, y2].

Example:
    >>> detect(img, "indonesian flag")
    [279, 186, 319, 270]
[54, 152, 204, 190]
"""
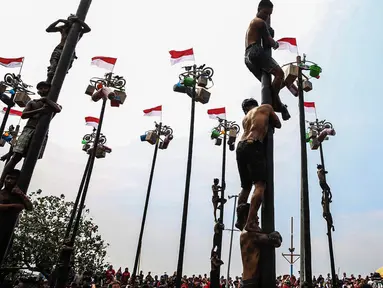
[143, 105, 162, 116]
[91, 56, 117, 71]
[303, 102, 316, 113]
[2, 107, 22, 117]
[0, 57, 23, 68]
[169, 48, 195, 65]
[85, 116, 99, 128]
[207, 107, 226, 120]
[277, 38, 298, 53]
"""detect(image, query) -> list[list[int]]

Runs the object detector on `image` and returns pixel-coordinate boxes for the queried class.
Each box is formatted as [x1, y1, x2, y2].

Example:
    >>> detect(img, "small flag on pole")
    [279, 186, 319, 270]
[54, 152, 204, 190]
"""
[91, 56, 117, 71]
[0, 57, 24, 68]
[143, 105, 162, 117]
[169, 48, 195, 66]
[277, 38, 298, 53]
[85, 116, 99, 128]
[303, 102, 316, 113]
[2, 107, 22, 117]
[207, 107, 226, 120]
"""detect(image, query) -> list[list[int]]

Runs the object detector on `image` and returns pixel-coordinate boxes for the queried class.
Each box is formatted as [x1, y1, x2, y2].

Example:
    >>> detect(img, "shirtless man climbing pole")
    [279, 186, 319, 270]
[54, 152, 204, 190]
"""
[245, 0, 290, 121]
[235, 98, 281, 232]
[239, 204, 282, 288]
[0, 82, 61, 188]
[46, 14, 91, 83]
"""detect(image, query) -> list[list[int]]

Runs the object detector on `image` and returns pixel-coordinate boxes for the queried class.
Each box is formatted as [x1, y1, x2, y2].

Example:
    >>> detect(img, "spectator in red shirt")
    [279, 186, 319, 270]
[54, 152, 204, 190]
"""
[106, 265, 116, 283]
[121, 267, 130, 285]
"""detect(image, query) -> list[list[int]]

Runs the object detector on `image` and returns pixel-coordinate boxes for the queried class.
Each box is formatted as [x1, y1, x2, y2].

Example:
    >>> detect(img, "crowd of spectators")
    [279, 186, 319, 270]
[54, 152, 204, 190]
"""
[5, 266, 382, 287]
[81, 265, 382, 288]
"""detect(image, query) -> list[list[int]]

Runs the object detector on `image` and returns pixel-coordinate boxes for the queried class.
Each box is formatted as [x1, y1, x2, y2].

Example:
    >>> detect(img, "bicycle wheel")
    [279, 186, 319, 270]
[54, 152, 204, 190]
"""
[322, 122, 333, 129]
[114, 78, 126, 89]
[4, 73, 14, 85]
[202, 67, 214, 78]
[164, 127, 173, 136]
[231, 124, 240, 133]
[83, 134, 92, 142]
[98, 135, 107, 145]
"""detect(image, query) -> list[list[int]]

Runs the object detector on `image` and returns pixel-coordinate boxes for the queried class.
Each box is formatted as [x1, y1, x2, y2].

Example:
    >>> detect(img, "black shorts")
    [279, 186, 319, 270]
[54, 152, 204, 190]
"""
[244, 43, 279, 81]
[236, 140, 266, 189]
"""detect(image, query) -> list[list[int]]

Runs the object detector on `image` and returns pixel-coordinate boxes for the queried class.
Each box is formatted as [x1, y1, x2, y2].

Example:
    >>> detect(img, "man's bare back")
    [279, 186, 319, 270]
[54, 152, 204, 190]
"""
[245, 18, 267, 48]
[241, 104, 281, 142]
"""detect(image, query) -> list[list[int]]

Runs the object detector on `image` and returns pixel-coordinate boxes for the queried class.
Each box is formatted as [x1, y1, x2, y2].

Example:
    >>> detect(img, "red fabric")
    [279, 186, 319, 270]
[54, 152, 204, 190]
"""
[303, 102, 315, 108]
[169, 48, 194, 59]
[91, 56, 117, 65]
[106, 269, 115, 280]
[2, 107, 22, 116]
[143, 105, 162, 113]
[277, 38, 297, 46]
[121, 272, 130, 283]
[0, 57, 23, 65]
[85, 116, 99, 123]
[207, 107, 226, 115]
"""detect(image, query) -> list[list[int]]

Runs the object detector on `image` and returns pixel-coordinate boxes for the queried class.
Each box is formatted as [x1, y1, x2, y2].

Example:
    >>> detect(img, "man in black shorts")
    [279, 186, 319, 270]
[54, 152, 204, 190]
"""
[235, 98, 281, 232]
[245, 0, 290, 121]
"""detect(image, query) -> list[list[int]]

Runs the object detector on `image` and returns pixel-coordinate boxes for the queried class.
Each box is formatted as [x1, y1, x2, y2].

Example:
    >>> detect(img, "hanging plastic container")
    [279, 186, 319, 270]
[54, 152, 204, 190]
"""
[183, 77, 196, 87]
[211, 129, 220, 139]
[309, 64, 322, 78]
[140, 133, 147, 141]
[305, 132, 311, 143]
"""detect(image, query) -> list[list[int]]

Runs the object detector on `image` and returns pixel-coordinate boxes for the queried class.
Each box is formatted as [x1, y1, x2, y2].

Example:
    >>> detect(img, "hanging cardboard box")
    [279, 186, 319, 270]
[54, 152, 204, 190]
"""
[287, 83, 298, 97]
[308, 130, 317, 139]
[14, 91, 31, 107]
[197, 76, 208, 88]
[114, 90, 127, 104]
[0, 83, 6, 94]
[303, 80, 313, 92]
[195, 87, 210, 104]
[283, 65, 299, 87]
[82, 143, 90, 152]
[145, 131, 158, 145]
[215, 138, 222, 146]
[85, 85, 95, 96]
[95, 146, 106, 158]
[310, 138, 320, 150]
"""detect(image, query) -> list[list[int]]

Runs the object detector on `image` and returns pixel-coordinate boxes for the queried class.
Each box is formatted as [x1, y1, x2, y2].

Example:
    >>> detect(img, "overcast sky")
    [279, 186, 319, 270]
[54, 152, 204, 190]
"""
[1, 0, 383, 279]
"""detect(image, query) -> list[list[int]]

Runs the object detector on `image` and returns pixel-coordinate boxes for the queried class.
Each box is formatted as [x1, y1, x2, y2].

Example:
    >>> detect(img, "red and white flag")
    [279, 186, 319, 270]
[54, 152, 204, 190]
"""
[303, 102, 316, 113]
[91, 56, 117, 71]
[2, 107, 22, 117]
[0, 57, 24, 68]
[169, 48, 195, 65]
[143, 105, 162, 117]
[207, 107, 226, 120]
[85, 116, 99, 128]
[277, 38, 298, 53]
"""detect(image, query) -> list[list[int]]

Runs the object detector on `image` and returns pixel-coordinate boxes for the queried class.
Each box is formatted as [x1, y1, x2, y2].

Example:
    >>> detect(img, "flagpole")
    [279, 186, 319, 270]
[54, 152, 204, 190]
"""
[175, 65, 197, 288]
[297, 55, 313, 286]
[131, 120, 162, 284]
[55, 97, 107, 288]
[18, 58, 25, 76]
[314, 107, 318, 121]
